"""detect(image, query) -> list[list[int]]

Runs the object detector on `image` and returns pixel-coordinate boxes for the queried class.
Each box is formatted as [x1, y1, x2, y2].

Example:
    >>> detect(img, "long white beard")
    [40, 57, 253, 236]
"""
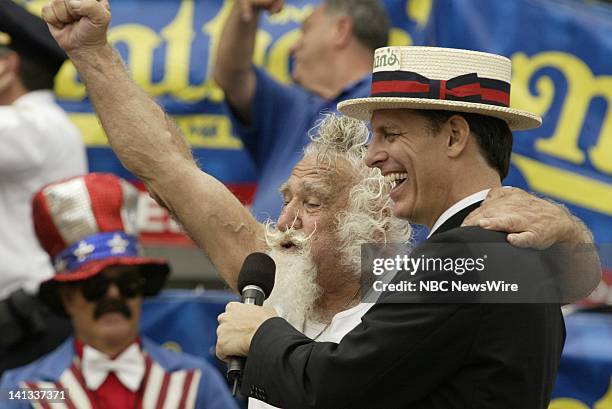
[263, 227, 323, 329]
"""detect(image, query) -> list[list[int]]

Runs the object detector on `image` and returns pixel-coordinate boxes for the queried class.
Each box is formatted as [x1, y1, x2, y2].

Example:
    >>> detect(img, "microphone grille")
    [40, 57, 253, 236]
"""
[237, 252, 276, 298]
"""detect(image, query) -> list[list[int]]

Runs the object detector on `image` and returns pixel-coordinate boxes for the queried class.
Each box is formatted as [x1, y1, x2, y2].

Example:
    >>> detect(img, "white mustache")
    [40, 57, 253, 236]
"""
[264, 223, 315, 250]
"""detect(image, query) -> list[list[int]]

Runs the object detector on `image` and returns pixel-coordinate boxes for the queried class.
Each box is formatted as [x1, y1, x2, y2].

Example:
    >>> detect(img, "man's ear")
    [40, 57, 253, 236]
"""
[446, 114, 471, 158]
[4, 51, 20, 74]
[334, 16, 353, 48]
[0, 51, 20, 91]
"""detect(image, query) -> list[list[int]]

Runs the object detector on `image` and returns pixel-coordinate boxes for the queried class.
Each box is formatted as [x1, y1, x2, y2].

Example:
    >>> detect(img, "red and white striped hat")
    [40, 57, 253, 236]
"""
[33, 173, 169, 290]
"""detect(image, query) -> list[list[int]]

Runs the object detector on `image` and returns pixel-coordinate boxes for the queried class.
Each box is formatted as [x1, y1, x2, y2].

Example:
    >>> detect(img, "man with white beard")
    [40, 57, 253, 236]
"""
[261, 115, 410, 339]
[41, 0, 599, 349]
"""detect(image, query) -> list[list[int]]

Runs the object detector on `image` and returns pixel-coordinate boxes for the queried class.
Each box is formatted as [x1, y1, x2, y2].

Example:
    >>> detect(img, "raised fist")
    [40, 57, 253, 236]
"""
[42, 0, 111, 54]
[237, 0, 284, 21]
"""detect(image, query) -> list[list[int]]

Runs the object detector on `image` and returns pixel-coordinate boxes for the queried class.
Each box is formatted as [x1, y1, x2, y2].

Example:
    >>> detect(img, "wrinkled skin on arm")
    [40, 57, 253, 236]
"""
[42, 0, 265, 290]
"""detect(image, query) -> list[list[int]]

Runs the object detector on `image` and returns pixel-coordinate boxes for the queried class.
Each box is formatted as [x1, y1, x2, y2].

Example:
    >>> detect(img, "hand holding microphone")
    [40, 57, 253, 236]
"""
[216, 252, 276, 395]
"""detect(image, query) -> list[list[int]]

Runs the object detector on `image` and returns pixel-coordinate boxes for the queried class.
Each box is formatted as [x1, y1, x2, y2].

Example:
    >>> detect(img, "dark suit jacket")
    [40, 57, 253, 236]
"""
[242, 203, 566, 409]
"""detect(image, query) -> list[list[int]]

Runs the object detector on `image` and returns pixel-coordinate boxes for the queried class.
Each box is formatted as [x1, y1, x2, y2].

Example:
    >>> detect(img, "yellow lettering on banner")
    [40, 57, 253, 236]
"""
[595, 378, 612, 409]
[512, 52, 612, 174]
[148, 0, 195, 96]
[264, 4, 316, 84]
[267, 29, 300, 84]
[24, 0, 46, 16]
[109, 25, 162, 88]
[268, 4, 314, 24]
[548, 398, 589, 409]
[55, 62, 85, 100]
[54, 0, 261, 103]
[389, 28, 412, 47]
[201, 0, 272, 101]
[69, 113, 242, 149]
[512, 154, 612, 215]
[70, 114, 107, 146]
[174, 114, 242, 149]
[548, 378, 612, 409]
[407, 0, 433, 27]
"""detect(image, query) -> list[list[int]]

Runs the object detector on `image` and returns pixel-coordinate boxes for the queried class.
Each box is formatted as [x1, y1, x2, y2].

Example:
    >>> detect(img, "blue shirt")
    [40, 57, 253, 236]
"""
[226, 68, 371, 222]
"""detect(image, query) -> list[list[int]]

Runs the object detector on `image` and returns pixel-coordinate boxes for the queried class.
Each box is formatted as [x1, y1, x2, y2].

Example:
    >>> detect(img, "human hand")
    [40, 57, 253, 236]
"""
[216, 302, 278, 361]
[462, 187, 590, 249]
[238, 0, 284, 22]
[42, 0, 111, 55]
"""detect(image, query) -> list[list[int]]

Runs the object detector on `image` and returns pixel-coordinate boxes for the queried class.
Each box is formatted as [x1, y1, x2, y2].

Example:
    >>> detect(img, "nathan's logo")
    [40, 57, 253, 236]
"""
[511, 51, 612, 218]
[550, 375, 612, 408]
[374, 48, 401, 71]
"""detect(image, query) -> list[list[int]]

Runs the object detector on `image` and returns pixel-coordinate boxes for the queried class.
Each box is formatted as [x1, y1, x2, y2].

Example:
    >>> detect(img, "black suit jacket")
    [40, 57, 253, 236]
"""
[242, 204, 566, 409]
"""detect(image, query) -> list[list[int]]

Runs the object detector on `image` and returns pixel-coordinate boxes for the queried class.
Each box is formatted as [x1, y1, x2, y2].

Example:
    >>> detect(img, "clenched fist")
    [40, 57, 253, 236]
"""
[42, 0, 111, 54]
[237, 0, 284, 21]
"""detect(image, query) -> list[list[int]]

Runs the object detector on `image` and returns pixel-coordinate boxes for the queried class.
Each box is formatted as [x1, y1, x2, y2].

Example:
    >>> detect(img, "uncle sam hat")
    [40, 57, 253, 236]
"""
[338, 46, 542, 131]
[34, 173, 169, 308]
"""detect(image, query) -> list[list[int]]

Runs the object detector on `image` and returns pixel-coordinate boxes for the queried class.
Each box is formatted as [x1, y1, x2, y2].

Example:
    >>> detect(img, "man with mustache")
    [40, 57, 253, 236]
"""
[214, 47, 601, 408]
[39, 0, 597, 341]
[37, 4, 600, 408]
[0, 174, 239, 409]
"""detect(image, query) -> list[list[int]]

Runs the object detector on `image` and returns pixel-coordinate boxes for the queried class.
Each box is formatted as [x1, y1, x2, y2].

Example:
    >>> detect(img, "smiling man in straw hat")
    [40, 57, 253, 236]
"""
[214, 46, 591, 409]
[37, 1, 599, 406]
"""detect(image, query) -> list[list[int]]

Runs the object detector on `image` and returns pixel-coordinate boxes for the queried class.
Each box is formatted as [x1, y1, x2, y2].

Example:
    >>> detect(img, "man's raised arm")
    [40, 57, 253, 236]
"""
[42, 0, 265, 290]
[213, 0, 283, 124]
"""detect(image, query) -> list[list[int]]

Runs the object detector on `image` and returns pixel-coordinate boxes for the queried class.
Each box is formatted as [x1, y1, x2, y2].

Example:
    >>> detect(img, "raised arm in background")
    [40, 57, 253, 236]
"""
[42, 0, 265, 290]
[212, 0, 284, 124]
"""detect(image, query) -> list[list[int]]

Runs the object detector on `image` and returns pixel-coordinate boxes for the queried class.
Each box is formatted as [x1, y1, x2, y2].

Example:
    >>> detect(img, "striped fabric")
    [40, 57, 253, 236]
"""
[20, 355, 202, 409]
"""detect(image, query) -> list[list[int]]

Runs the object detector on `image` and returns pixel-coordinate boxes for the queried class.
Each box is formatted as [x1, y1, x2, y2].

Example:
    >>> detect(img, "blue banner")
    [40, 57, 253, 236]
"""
[550, 312, 612, 408]
[19, 0, 612, 271]
[427, 0, 612, 262]
[13, 3, 611, 406]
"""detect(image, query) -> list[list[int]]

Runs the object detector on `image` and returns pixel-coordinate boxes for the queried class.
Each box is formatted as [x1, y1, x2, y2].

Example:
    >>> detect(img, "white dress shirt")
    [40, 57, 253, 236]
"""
[428, 189, 491, 238]
[0, 91, 87, 298]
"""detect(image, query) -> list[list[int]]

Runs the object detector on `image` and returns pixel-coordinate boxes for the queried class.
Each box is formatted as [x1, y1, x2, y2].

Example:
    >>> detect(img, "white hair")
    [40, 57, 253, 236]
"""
[306, 113, 412, 274]
[262, 114, 412, 326]
[263, 222, 323, 328]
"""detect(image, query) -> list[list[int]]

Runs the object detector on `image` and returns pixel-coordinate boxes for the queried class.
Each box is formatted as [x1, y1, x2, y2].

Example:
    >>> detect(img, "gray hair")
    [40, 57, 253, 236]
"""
[325, 0, 390, 52]
[305, 114, 411, 273]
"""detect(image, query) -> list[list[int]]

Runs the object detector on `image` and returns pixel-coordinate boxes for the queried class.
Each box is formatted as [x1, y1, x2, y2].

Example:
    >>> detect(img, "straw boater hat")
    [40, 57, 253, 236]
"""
[34, 173, 169, 312]
[338, 46, 541, 131]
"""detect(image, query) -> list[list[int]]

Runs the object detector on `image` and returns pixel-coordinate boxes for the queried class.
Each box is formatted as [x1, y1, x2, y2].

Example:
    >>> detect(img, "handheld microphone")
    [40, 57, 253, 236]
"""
[227, 252, 276, 396]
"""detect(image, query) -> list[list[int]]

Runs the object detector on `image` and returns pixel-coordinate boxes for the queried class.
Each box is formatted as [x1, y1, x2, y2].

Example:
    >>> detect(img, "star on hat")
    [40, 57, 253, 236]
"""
[74, 241, 95, 262]
[107, 234, 130, 255]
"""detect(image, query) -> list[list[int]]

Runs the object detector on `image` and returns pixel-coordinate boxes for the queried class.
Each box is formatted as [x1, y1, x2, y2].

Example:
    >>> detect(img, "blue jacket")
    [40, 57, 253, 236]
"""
[0, 337, 239, 409]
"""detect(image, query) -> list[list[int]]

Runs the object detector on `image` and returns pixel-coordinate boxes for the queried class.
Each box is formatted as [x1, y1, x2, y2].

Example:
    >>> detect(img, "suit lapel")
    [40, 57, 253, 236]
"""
[431, 201, 483, 237]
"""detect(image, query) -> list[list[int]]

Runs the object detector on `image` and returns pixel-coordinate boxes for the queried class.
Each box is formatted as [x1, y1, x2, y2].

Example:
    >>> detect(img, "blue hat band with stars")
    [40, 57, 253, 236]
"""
[54, 231, 139, 273]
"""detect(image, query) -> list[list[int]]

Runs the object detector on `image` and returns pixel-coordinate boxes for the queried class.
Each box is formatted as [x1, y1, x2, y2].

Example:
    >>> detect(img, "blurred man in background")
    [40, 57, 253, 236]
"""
[0, 0, 87, 373]
[214, 0, 388, 221]
[0, 173, 239, 409]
